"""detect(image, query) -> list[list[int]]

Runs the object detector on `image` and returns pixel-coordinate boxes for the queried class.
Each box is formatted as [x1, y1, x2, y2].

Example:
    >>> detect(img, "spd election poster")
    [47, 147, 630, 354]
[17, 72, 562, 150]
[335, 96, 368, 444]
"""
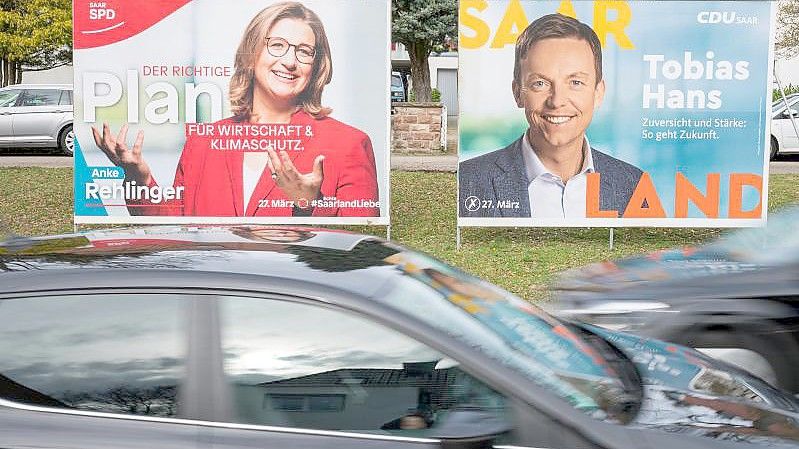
[73, 0, 390, 224]
[458, 0, 774, 227]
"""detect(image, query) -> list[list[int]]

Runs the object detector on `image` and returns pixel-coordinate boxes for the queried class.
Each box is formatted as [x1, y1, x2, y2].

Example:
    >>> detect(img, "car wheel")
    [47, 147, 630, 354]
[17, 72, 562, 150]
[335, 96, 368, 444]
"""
[59, 125, 74, 156]
[679, 323, 799, 393]
[770, 137, 778, 160]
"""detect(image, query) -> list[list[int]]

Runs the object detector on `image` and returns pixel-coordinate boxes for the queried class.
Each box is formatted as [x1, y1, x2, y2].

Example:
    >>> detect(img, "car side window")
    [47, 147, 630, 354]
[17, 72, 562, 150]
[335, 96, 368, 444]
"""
[59, 90, 73, 106]
[0, 294, 187, 417]
[0, 89, 21, 107]
[219, 296, 510, 438]
[20, 89, 61, 107]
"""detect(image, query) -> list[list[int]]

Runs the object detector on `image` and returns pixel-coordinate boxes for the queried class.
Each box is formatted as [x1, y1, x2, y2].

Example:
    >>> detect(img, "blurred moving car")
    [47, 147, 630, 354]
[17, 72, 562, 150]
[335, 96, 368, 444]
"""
[772, 93, 799, 160]
[0, 84, 74, 156]
[1, 226, 799, 448]
[553, 207, 799, 394]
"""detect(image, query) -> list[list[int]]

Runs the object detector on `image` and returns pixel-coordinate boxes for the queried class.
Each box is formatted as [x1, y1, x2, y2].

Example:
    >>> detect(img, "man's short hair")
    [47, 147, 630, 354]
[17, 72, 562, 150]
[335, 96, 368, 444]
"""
[514, 13, 603, 85]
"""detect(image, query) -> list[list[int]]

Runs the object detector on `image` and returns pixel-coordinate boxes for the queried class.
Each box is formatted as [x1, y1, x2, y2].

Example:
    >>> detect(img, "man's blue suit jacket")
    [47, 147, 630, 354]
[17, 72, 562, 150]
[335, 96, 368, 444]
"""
[459, 137, 644, 218]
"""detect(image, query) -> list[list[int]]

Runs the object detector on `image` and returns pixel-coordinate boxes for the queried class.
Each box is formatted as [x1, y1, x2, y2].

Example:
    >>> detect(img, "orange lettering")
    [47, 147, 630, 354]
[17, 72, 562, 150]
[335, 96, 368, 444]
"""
[586, 172, 618, 218]
[623, 172, 666, 218]
[675, 173, 720, 218]
[728, 173, 762, 219]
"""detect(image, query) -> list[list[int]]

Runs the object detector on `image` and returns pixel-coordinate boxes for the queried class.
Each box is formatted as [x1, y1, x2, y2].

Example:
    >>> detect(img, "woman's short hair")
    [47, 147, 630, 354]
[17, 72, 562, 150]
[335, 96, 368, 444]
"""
[514, 13, 603, 85]
[230, 1, 333, 120]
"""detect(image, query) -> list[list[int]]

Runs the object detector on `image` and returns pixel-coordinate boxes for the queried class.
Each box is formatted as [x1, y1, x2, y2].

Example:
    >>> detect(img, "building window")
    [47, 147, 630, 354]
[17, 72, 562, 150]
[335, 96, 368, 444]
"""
[268, 394, 305, 411]
[266, 394, 345, 412]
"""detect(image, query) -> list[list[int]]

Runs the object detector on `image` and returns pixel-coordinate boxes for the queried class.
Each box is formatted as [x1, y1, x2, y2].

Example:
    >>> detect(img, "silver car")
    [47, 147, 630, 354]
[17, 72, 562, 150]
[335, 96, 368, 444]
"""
[772, 93, 799, 159]
[0, 84, 74, 156]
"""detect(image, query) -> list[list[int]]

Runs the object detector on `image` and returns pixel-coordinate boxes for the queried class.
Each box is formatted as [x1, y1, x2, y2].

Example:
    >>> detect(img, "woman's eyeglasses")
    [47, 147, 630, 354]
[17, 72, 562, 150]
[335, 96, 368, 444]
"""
[265, 37, 315, 64]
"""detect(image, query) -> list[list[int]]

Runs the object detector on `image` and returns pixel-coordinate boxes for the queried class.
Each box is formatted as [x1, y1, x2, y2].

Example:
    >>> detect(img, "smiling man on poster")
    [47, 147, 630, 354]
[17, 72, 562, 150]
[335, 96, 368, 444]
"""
[459, 13, 643, 219]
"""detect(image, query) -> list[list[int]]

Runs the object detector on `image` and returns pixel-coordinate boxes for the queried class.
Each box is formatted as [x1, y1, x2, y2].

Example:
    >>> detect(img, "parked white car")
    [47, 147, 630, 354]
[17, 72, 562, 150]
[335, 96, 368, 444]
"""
[772, 93, 799, 160]
[0, 84, 74, 156]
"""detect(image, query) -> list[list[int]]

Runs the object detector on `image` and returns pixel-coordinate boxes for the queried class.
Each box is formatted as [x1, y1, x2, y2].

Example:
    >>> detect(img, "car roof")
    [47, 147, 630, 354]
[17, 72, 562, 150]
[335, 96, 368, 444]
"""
[0, 84, 72, 90]
[0, 226, 404, 298]
[773, 93, 799, 103]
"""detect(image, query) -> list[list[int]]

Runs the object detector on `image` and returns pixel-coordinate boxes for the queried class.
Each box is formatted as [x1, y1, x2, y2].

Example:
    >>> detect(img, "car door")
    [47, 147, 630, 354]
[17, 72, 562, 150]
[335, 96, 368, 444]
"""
[774, 97, 799, 151]
[0, 292, 204, 449]
[204, 293, 523, 449]
[0, 88, 22, 146]
[11, 89, 65, 146]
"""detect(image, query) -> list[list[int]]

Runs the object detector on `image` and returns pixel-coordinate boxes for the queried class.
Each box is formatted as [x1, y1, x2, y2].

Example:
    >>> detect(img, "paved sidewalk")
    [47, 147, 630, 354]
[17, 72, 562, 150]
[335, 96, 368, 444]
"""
[391, 155, 457, 172]
[0, 153, 460, 171]
[771, 159, 799, 174]
[0, 155, 72, 168]
[3, 153, 798, 174]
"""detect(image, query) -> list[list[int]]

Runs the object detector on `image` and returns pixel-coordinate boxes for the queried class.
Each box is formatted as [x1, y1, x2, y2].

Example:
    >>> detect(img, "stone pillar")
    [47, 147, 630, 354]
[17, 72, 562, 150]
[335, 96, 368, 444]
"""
[390, 103, 445, 154]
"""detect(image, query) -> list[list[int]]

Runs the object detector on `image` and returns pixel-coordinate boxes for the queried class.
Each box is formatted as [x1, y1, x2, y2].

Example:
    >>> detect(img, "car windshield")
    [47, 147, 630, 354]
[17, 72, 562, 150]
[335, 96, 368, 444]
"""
[773, 95, 799, 115]
[378, 247, 639, 424]
[391, 75, 403, 88]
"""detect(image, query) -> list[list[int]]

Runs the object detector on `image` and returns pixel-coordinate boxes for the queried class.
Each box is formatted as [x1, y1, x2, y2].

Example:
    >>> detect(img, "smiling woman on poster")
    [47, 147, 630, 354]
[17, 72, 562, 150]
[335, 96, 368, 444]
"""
[92, 1, 379, 217]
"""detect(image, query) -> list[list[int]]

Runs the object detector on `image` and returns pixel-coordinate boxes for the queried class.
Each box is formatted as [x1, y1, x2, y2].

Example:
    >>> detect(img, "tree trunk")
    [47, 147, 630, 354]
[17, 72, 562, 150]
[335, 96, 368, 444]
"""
[407, 40, 432, 102]
[1, 59, 20, 87]
[1, 58, 8, 87]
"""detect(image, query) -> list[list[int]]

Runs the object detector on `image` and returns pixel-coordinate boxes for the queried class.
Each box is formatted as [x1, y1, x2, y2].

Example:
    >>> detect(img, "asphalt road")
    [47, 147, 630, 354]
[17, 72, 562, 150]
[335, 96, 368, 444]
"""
[2, 151, 799, 173]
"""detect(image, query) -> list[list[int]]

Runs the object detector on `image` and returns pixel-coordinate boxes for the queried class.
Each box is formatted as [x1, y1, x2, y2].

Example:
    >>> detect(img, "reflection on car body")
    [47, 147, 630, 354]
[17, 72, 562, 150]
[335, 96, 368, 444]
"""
[1, 226, 799, 449]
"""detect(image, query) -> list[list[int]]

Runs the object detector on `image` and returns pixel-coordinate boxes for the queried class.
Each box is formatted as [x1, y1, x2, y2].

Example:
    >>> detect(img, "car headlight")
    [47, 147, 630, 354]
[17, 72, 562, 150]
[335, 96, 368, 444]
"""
[556, 301, 675, 332]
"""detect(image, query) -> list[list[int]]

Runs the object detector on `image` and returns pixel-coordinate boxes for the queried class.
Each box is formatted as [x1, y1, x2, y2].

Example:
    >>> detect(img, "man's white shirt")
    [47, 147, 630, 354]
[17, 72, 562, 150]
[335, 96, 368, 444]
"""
[520, 133, 594, 218]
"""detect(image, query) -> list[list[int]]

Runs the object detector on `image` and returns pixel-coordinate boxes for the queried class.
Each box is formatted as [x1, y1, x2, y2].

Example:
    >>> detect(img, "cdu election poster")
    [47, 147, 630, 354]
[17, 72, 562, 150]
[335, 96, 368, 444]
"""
[73, 0, 390, 224]
[458, 0, 775, 227]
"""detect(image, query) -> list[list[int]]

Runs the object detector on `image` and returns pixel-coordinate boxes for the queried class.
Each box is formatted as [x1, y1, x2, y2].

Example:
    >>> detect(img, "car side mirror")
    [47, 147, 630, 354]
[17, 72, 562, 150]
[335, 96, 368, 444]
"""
[434, 408, 512, 449]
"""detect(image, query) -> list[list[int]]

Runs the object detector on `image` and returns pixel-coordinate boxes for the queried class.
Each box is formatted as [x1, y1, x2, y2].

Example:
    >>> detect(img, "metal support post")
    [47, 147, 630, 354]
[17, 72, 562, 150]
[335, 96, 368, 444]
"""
[609, 228, 615, 250]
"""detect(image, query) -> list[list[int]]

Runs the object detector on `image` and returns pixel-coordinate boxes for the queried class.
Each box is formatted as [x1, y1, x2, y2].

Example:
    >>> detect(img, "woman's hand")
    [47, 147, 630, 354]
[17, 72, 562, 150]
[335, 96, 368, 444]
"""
[91, 123, 153, 185]
[267, 148, 324, 209]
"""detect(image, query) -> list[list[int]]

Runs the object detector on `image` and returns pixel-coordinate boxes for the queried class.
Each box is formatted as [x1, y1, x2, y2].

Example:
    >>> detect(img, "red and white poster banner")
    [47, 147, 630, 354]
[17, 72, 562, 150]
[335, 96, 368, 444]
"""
[73, 0, 390, 225]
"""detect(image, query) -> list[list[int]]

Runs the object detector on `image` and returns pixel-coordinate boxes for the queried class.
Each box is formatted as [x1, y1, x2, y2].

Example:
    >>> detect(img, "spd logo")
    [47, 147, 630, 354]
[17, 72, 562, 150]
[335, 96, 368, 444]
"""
[89, 2, 116, 20]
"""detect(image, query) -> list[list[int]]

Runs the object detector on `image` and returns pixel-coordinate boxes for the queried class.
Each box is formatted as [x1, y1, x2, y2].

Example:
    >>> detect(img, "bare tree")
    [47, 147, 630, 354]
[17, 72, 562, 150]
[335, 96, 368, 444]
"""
[777, 0, 799, 58]
[61, 385, 177, 416]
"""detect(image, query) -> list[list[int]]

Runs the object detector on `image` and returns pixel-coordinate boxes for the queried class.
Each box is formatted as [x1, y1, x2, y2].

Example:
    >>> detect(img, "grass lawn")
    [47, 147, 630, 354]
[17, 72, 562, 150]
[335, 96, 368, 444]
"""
[1, 168, 797, 300]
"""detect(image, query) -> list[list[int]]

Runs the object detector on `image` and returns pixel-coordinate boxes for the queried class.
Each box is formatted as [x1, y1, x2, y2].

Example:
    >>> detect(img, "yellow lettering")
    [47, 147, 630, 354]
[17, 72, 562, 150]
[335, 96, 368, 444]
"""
[593, 1, 634, 49]
[556, 0, 577, 18]
[490, 0, 529, 49]
[459, 0, 491, 49]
